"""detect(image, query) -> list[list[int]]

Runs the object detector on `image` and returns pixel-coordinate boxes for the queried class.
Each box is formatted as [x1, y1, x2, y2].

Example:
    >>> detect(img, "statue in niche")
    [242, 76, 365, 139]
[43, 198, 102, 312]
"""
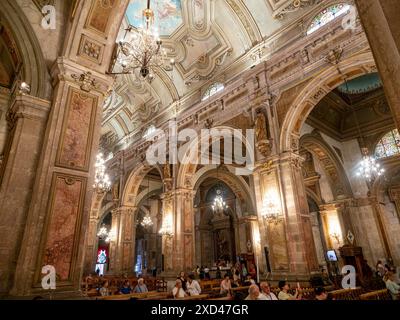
[255, 110, 268, 142]
[163, 161, 171, 179]
[112, 180, 119, 201]
[254, 110, 272, 157]
[163, 161, 172, 191]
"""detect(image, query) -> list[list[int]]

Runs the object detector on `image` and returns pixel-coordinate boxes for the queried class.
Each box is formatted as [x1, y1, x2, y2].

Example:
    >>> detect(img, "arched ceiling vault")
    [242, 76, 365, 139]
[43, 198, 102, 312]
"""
[102, 0, 335, 152]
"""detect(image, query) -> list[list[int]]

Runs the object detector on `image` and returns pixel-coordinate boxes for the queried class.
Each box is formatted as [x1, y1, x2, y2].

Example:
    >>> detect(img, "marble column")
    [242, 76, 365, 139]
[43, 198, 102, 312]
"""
[7, 0, 129, 297]
[355, 0, 400, 130]
[0, 94, 50, 295]
[389, 186, 400, 222]
[108, 206, 136, 275]
[279, 152, 320, 277]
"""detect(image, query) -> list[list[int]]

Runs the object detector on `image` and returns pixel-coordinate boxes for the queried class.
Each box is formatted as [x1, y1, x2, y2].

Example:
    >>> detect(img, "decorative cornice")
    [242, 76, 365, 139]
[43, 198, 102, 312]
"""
[273, 0, 323, 20]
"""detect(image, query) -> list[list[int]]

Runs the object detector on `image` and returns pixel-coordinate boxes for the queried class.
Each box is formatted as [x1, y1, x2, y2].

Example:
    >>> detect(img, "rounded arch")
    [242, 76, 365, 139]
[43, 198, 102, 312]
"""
[300, 132, 353, 200]
[177, 125, 255, 190]
[192, 165, 256, 215]
[0, 0, 51, 99]
[121, 163, 163, 206]
[280, 52, 377, 152]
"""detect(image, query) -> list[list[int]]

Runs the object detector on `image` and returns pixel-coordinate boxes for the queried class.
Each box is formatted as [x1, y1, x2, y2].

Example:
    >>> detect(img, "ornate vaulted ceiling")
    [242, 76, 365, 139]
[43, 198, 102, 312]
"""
[101, 0, 328, 153]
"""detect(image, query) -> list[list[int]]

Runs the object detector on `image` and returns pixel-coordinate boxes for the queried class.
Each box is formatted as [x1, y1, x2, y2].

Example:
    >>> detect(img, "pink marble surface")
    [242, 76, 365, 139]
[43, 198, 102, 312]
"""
[59, 90, 95, 169]
[43, 176, 83, 281]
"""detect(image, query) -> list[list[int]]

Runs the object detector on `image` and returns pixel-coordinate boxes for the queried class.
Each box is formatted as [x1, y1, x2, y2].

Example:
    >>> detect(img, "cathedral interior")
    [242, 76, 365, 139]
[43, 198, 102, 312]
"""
[0, 0, 400, 300]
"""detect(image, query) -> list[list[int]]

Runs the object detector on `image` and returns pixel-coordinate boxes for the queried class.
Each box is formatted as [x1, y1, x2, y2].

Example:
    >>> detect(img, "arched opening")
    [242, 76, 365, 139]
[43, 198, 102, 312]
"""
[133, 168, 163, 276]
[194, 178, 238, 271]
[282, 61, 400, 279]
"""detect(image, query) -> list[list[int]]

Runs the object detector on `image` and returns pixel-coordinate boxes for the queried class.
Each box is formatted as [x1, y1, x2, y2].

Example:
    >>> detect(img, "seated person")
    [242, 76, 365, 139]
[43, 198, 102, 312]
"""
[260, 281, 278, 300]
[99, 280, 110, 296]
[119, 280, 132, 295]
[277, 281, 301, 300]
[245, 284, 267, 300]
[187, 274, 202, 296]
[243, 275, 255, 286]
[133, 278, 148, 293]
[173, 279, 188, 299]
[384, 272, 400, 300]
[220, 275, 232, 297]
[315, 287, 328, 300]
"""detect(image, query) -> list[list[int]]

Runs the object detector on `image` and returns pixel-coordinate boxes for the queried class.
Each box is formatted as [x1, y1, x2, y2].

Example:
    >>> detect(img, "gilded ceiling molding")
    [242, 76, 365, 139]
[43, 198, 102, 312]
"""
[273, 0, 323, 20]
[225, 0, 260, 45]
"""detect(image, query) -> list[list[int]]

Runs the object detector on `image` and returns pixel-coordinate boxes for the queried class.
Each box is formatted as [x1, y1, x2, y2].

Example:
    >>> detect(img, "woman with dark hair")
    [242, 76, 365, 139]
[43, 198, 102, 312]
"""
[277, 280, 301, 300]
[178, 271, 188, 291]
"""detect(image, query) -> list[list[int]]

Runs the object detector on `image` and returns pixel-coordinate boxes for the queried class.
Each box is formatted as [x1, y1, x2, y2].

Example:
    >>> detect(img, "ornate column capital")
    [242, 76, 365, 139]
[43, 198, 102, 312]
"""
[50, 57, 114, 96]
[7, 94, 51, 129]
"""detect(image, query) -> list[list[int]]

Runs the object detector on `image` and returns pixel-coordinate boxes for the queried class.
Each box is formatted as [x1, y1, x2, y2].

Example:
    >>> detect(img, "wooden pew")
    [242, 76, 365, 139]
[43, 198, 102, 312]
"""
[96, 291, 168, 300]
[360, 289, 392, 300]
[329, 287, 364, 300]
[169, 294, 209, 301]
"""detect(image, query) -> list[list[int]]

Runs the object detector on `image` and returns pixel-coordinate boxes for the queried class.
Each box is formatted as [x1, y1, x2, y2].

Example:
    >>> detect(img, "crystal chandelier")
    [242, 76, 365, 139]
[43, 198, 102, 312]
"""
[262, 197, 283, 224]
[97, 224, 109, 240]
[141, 214, 153, 228]
[212, 189, 228, 213]
[113, 0, 174, 79]
[93, 153, 111, 193]
[159, 215, 173, 237]
[356, 148, 385, 180]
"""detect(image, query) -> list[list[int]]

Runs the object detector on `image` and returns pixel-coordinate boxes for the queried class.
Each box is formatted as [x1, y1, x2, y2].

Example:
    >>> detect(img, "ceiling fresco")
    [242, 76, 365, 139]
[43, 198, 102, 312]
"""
[126, 0, 183, 36]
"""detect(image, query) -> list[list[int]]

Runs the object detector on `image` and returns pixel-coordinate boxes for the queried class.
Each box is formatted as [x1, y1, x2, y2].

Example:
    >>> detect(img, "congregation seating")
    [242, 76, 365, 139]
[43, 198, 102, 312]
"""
[359, 289, 392, 300]
[83, 274, 395, 301]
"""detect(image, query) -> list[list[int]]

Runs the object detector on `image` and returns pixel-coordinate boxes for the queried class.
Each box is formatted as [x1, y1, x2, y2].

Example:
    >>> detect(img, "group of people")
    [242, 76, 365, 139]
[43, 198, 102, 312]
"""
[97, 278, 149, 296]
[376, 260, 399, 300]
[194, 261, 257, 282]
[172, 272, 202, 298]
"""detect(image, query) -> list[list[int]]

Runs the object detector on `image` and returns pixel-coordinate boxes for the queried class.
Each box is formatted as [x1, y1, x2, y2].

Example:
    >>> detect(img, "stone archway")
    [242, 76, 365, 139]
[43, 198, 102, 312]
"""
[280, 52, 377, 153]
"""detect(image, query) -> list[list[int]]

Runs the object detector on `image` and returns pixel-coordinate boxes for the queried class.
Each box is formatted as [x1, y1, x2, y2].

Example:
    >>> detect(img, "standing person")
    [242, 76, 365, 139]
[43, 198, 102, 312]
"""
[178, 271, 188, 291]
[384, 272, 400, 300]
[173, 279, 188, 299]
[133, 278, 148, 293]
[260, 282, 278, 300]
[187, 274, 202, 296]
[220, 275, 232, 297]
[277, 281, 301, 300]
[199, 266, 205, 280]
[216, 267, 222, 279]
[204, 266, 210, 280]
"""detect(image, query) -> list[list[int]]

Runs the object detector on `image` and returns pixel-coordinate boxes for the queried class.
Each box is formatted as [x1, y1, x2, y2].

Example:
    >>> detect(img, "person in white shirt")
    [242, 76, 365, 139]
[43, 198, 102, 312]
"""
[245, 284, 268, 300]
[172, 279, 188, 299]
[384, 272, 400, 300]
[260, 281, 278, 300]
[220, 275, 232, 297]
[187, 274, 202, 296]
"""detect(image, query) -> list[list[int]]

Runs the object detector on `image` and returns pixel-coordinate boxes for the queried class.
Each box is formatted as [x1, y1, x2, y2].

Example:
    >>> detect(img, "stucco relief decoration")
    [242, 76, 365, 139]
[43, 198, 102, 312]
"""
[42, 176, 84, 281]
[254, 110, 272, 157]
[57, 89, 97, 170]
[273, 0, 323, 20]
[72, 72, 98, 92]
[192, 0, 205, 30]
[87, 0, 116, 34]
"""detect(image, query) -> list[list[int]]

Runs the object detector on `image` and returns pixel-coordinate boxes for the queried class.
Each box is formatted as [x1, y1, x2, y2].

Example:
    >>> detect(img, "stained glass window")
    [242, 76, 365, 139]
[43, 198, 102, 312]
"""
[202, 82, 224, 101]
[375, 129, 400, 159]
[307, 3, 351, 35]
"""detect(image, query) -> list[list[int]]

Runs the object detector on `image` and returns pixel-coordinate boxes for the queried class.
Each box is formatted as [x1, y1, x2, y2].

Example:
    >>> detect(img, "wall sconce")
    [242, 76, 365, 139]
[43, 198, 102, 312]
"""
[19, 82, 31, 94]
[330, 232, 341, 246]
